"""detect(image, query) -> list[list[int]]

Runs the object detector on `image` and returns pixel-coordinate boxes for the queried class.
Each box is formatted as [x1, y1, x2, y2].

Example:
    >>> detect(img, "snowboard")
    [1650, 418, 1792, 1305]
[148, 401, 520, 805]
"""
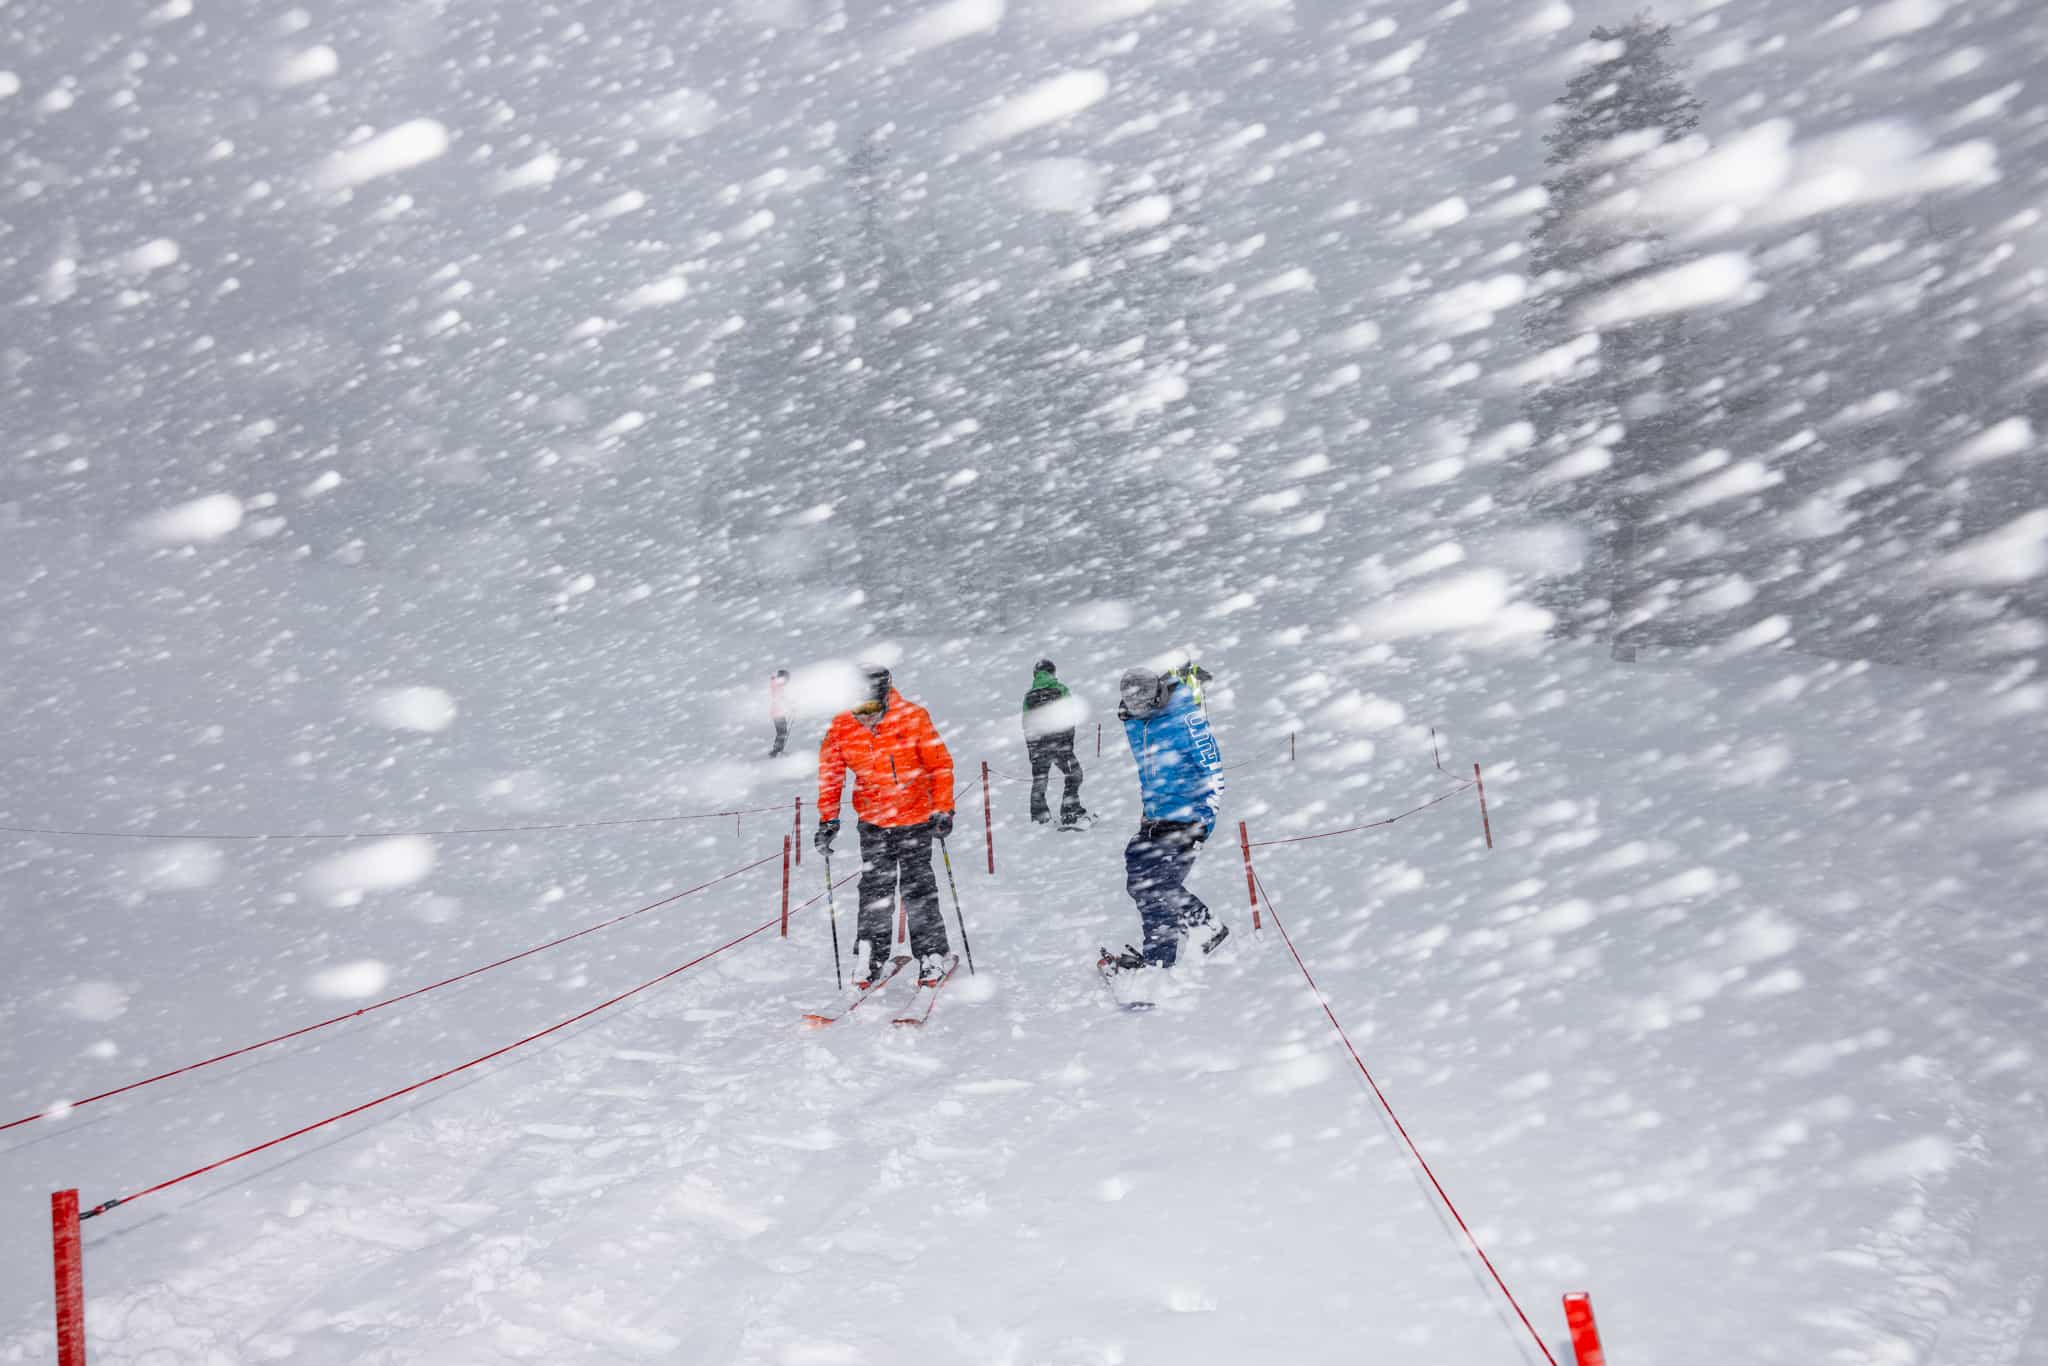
[1095, 922, 1230, 1011]
[1096, 948, 1158, 1011]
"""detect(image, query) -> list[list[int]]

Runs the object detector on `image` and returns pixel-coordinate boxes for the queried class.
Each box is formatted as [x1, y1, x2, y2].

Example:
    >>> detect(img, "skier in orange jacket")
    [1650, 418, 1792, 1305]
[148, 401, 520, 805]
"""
[814, 665, 955, 987]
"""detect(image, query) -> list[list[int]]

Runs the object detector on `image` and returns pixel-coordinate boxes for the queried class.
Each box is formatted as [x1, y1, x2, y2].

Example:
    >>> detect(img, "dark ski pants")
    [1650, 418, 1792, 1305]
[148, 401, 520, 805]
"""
[770, 717, 789, 756]
[856, 819, 949, 974]
[1027, 731, 1085, 824]
[1124, 821, 1212, 967]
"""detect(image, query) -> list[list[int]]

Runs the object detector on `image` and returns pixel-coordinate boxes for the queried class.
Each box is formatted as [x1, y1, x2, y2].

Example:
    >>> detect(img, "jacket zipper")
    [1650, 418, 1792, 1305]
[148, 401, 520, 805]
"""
[1139, 717, 1153, 817]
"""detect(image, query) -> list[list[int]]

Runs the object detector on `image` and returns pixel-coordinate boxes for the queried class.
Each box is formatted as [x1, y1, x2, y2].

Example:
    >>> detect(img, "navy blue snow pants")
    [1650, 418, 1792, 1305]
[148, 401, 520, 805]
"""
[1124, 820, 1213, 967]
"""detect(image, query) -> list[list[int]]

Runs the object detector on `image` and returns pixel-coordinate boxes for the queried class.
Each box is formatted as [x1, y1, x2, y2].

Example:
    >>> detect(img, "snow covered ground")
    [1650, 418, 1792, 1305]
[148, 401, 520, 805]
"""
[5, 527, 2048, 1365]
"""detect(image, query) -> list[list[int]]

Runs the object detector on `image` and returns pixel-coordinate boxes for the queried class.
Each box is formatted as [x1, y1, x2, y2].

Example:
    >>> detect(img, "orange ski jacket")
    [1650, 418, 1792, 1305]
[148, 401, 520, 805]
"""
[816, 691, 955, 829]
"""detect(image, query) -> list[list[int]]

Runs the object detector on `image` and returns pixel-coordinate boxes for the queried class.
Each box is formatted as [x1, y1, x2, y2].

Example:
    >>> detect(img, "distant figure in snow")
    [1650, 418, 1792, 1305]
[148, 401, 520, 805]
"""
[768, 669, 790, 757]
[1103, 663, 1227, 974]
[1022, 659, 1090, 829]
[814, 665, 956, 988]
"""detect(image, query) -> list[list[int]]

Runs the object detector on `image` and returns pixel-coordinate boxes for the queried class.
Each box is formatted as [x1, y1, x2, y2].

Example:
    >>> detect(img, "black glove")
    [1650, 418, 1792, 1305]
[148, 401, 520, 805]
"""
[814, 819, 840, 856]
[929, 810, 954, 840]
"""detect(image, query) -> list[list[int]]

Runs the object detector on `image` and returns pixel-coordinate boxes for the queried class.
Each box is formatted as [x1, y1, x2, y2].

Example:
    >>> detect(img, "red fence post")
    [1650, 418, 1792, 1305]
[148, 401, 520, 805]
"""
[981, 761, 995, 875]
[1563, 1292, 1606, 1366]
[1289, 730, 1296, 762]
[780, 836, 791, 938]
[51, 1189, 84, 1366]
[1238, 821, 1261, 931]
[793, 796, 802, 868]
[1474, 762, 1494, 850]
[1096, 722, 1101, 758]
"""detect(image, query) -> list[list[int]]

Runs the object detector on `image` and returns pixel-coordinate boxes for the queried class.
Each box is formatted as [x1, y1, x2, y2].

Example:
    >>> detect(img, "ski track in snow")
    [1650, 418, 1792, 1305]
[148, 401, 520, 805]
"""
[3, 534, 2047, 1364]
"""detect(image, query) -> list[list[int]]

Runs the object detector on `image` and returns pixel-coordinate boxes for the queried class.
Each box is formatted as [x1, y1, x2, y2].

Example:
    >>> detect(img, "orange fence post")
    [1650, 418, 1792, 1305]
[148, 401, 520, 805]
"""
[51, 1189, 85, 1366]
[1563, 1292, 1606, 1366]
[1238, 821, 1261, 931]
[1474, 762, 1494, 850]
[981, 761, 995, 875]
[780, 836, 791, 938]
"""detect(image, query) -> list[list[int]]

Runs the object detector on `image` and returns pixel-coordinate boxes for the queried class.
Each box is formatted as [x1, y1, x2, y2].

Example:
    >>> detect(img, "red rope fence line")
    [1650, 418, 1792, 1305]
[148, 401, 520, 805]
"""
[2, 850, 784, 1135]
[1247, 780, 1476, 848]
[77, 870, 860, 1224]
[1252, 868, 1559, 1366]
[987, 732, 1298, 784]
[0, 802, 791, 843]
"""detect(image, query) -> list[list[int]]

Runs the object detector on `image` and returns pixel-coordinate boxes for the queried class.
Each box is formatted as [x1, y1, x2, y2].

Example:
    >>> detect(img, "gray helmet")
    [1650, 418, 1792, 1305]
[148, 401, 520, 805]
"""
[1118, 667, 1168, 718]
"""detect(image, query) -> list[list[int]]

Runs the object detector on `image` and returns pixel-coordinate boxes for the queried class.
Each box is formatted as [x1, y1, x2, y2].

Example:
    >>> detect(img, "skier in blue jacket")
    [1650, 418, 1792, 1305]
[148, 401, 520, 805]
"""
[1104, 663, 1228, 972]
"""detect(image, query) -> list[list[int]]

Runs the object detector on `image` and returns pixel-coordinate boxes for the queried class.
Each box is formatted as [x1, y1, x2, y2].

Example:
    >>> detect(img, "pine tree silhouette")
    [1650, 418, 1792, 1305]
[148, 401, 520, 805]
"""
[1521, 13, 1705, 659]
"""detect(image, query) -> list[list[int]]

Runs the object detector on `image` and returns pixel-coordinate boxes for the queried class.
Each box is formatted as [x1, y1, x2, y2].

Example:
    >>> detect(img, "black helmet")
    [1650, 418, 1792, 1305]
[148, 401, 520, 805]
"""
[1033, 658, 1055, 675]
[854, 664, 892, 714]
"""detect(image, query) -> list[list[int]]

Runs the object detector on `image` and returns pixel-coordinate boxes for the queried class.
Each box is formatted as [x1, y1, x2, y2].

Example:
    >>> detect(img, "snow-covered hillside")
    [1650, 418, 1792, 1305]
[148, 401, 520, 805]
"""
[5, 530, 2046, 1365]
[5, 0, 2047, 1355]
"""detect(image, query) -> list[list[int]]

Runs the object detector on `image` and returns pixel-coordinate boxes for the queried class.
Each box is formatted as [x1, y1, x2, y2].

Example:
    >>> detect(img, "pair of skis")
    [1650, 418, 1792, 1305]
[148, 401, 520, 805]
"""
[802, 953, 959, 1030]
[809, 844, 974, 1030]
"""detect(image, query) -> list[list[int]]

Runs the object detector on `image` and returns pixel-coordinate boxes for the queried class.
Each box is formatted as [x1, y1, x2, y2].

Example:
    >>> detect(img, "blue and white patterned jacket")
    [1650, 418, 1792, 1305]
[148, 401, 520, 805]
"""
[1122, 681, 1225, 834]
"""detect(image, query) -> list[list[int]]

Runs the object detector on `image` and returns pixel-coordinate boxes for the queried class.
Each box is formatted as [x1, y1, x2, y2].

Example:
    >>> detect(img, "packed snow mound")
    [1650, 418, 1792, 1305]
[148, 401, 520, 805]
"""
[306, 960, 392, 999]
[5, 525, 2044, 1366]
[133, 494, 243, 545]
[304, 838, 437, 901]
[364, 686, 459, 734]
[314, 119, 450, 190]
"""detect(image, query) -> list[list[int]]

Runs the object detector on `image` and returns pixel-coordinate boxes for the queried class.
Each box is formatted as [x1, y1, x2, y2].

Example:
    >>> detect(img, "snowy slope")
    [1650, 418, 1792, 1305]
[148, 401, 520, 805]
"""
[5, 529, 2048, 1365]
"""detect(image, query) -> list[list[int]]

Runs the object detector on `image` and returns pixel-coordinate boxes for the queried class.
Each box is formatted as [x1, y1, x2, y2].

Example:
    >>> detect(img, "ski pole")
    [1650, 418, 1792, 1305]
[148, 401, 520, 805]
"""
[938, 838, 977, 976]
[823, 851, 844, 991]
